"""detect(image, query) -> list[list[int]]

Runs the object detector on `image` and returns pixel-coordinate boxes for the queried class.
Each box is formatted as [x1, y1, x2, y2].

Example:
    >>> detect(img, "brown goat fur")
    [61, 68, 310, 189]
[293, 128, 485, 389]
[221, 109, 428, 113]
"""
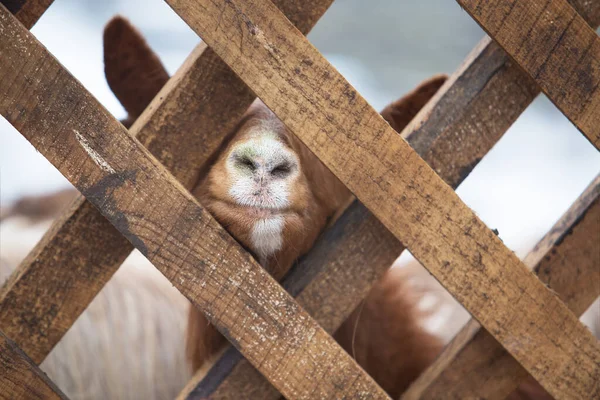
[193, 100, 351, 277]
[103, 16, 170, 125]
[0, 18, 579, 399]
[184, 88, 450, 374]
[103, 16, 452, 395]
[0, 189, 76, 223]
[0, 16, 558, 399]
[334, 267, 443, 398]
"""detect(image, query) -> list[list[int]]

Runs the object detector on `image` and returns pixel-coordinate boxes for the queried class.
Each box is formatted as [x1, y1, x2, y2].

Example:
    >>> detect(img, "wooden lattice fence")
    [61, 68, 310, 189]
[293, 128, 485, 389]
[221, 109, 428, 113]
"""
[0, 0, 598, 399]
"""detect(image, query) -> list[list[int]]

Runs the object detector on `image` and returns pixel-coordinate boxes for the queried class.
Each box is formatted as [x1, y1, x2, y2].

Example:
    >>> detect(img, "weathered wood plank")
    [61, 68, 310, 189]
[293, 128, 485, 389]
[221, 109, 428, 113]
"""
[181, 200, 401, 399]
[405, 0, 600, 186]
[0, 0, 333, 365]
[164, 1, 600, 398]
[0, 6, 389, 399]
[402, 36, 539, 186]
[456, 0, 600, 150]
[1, 0, 53, 28]
[180, 2, 600, 397]
[402, 174, 600, 400]
[568, 0, 600, 24]
[0, 331, 68, 400]
[178, 77, 448, 399]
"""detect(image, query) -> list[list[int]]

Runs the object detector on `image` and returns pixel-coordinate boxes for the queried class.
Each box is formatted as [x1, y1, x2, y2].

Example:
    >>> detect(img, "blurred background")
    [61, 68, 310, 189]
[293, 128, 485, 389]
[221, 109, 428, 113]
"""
[1, 0, 599, 260]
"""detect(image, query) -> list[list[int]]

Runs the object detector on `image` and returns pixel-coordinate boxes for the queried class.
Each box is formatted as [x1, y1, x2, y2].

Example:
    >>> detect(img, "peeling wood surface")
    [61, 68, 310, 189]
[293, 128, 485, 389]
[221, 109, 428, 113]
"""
[0, 331, 68, 400]
[1, 0, 53, 28]
[403, 174, 600, 400]
[0, 0, 333, 365]
[164, 0, 600, 398]
[181, 1, 600, 397]
[457, 0, 600, 150]
[0, 7, 389, 400]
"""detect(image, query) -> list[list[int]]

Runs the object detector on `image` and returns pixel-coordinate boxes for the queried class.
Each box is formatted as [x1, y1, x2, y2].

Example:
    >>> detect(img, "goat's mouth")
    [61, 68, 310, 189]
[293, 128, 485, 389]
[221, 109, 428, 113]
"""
[235, 202, 294, 218]
[244, 205, 289, 219]
[210, 197, 296, 219]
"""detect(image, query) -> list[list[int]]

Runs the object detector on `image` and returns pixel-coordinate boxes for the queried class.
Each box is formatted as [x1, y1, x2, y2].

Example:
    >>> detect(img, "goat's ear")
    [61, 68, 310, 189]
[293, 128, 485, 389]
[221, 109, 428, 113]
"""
[103, 16, 169, 120]
[380, 74, 447, 133]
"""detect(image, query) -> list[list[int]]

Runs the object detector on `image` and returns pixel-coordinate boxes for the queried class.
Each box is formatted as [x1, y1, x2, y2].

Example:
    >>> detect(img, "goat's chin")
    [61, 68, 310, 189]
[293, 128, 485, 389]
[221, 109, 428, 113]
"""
[243, 205, 287, 219]
[215, 203, 280, 219]
[203, 197, 297, 220]
[199, 194, 311, 274]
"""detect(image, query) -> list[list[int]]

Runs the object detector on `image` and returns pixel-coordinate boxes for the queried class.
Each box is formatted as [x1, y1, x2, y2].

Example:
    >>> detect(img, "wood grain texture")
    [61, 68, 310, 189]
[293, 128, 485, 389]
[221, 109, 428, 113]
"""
[1, 0, 53, 28]
[402, 36, 539, 187]
[182, 200, 401, 399]
[403, 174, 600, 400]
[0, 331, 68, 400]
[404, 0, 600, 186]
[0, 6, 388, 400]
[180, 2, 600, 397]
[179, 76, 449, 398]
[164, 0, 600, 398]
[457, 0, 600, 150]
[0, 0, 333, 365]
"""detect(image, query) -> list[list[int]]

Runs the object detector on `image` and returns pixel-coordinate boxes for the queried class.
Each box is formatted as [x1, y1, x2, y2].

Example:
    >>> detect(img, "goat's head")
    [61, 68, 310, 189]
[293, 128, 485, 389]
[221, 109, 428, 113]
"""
[104, 16, 447, 371]
[193, 100, 351, 273]
[104, 16, 447, 276]
[104, 16, 352, 276]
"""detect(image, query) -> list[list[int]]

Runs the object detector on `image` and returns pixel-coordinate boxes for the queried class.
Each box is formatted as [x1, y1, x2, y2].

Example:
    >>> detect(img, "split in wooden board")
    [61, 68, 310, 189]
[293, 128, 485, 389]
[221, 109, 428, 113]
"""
[0, 331, 68, 400]
[403, 174, 600, 400]
[0, 0, 334, 366]
[0, 5, 390, 399]
[457, 0, 600, 150]
[163, 0, 600, 398]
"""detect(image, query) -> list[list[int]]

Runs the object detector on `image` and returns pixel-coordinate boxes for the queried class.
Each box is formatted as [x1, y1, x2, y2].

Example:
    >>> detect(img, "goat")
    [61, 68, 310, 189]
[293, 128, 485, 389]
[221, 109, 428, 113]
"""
[0, 16, 561, 400]
[95, 19, 572, 400]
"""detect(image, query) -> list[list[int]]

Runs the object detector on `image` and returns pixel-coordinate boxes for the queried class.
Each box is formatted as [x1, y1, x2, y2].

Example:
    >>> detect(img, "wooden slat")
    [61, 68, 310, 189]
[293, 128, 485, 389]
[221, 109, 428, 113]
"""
[1, 0, 594, 373]
[164, 1, 600, 398]
[1, 0, 53, 28]
[405, 0, 600, 185]
[403, 174, 600, 400]
[568, 0, 600, 24]
[403, 36, 539, 187]
[457, 0, 600, 150]
[0, 331, 68, 400]
[0, 6, 389, 400]
[0, 0, 333, 365]
[181, 200, 400, 399]
[181, 2, 600, 397]
[1, 0, 596, 396]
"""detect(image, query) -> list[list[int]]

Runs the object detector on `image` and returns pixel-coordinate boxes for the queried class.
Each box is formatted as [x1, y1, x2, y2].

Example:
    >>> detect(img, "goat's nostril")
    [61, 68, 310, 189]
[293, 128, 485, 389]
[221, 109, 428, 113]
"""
[236, 156, 257, 172]
[271, 163, 292, 178]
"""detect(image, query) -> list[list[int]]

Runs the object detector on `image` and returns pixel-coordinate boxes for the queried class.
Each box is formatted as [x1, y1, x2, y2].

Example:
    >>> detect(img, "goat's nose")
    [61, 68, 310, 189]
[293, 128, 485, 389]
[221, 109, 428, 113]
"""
[269, 161, 293, 179]
[234, 153, 295, 180]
